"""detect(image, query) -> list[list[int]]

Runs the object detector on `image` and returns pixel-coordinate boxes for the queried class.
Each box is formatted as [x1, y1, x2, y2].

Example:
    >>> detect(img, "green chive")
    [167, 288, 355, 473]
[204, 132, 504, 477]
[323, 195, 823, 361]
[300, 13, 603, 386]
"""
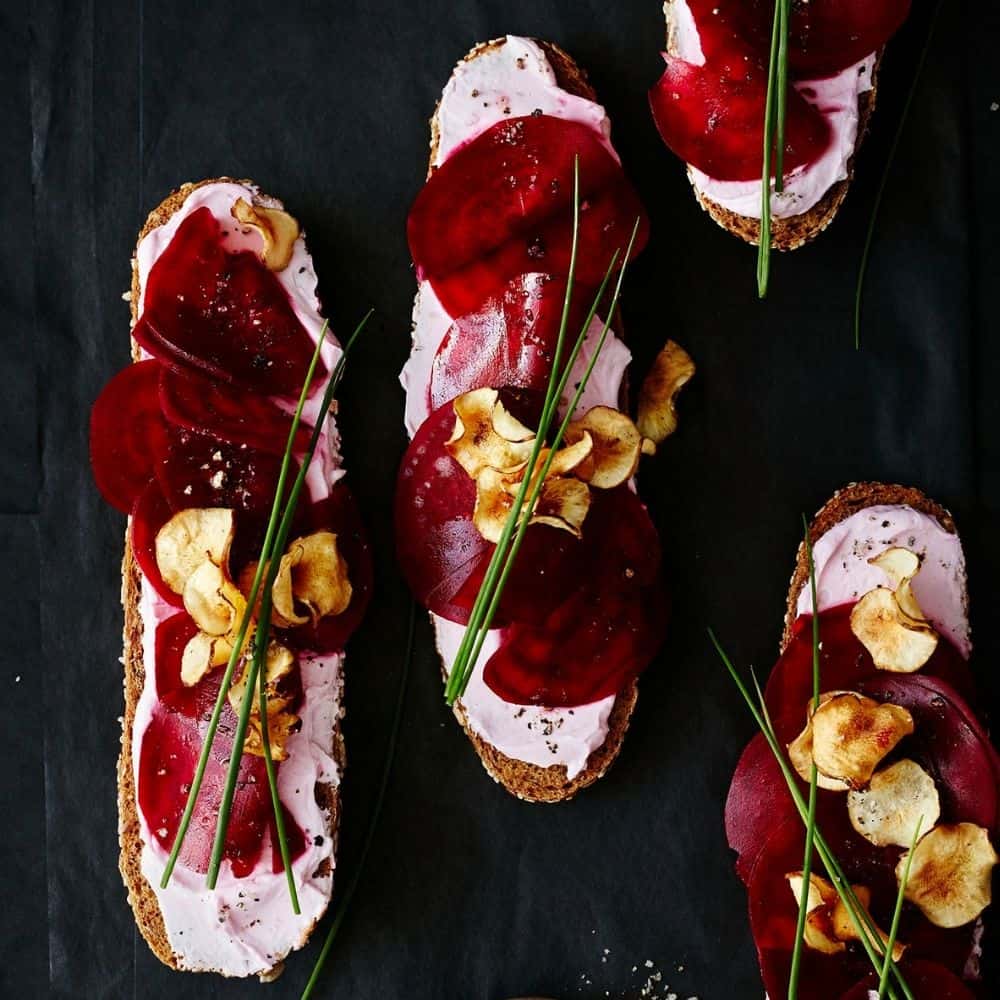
[879, 815, 923, 998]
[854, 0, 945, 349]
[711, 630, 914, 1000]
[788, 516, 822, 999]
[757, 0, 788, 298]
[450, 222, 639, 702]
[300, 601, 416, 1000]
[205, 311, 371, 892]
[774, 0, 791, 191]
[160, 319, 332, 889]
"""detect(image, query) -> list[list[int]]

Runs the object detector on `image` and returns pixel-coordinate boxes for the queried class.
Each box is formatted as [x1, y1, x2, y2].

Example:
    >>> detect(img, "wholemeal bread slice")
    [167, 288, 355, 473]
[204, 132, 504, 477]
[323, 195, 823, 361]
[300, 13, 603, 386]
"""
[423, 39, 640, 804]
[118, 179, 344, 976]
[663, 0, 880, 251]
[782, 481, 958, 654]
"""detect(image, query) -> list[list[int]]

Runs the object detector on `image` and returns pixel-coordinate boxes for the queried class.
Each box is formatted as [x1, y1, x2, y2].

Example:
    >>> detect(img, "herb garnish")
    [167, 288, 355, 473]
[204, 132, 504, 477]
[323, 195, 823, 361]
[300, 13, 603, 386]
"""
[787, 516, 821, 999]
[299, 600, 415, 999]
[757, 0, 791, 299]
[711, 520, 918, 1000]
[442, 160, 640, 706]
[879, 815, 923, 999]
[161, 310, 371, 911]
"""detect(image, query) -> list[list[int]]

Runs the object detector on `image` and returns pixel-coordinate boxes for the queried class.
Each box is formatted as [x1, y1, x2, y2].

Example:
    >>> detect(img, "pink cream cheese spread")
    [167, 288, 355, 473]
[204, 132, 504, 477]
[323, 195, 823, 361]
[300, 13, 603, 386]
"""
[131, 181, 344, 976]
[669, 0, 877, 221]
[400, 36, 630, 778]
[795, 504, 970, 656]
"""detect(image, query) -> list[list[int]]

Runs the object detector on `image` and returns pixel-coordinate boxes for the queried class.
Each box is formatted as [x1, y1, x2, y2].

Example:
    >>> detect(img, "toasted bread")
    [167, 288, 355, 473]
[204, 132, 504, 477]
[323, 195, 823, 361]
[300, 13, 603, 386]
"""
[782, 481, 959, 653]
[423, 39, 639, 803]
[117, 179, 344, 976]
[663, 0, 880, 251]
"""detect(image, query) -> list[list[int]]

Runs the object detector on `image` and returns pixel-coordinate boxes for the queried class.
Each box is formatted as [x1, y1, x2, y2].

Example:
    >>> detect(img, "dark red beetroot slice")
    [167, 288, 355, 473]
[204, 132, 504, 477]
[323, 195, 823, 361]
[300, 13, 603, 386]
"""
[90, 359, 171, 514]
[856, 674, 1000, 836]
[649, 41, 832, 181]
[138, 670, 305, 878]
[133, 206, 320, 397]
[130, 479, 185, 607]
[395, 396, 583, 627]
[284, 484, 373, 653]
[429, 273, 594, 412]
[159, 366, 311, 456]
[154, 611, 200, 699]
[408, 115, 648, 318]
[839, 960, 974, 1000]
[688, 1, 912, 80]
[747, 809, 982, 999]
[482, 487, 668, 707]
[764, 606, 975, 746]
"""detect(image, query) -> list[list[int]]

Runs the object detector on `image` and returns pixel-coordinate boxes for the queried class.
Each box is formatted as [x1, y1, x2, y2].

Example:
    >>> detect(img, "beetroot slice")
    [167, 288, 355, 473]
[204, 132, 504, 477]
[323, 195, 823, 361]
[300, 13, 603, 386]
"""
[159, 366, 311, 456]
[284, 485, 374, 653]
[154, 611, 200, 699]
[764, 606, 976, 745]
[408, 115, 648, 317]
[429, 273, 593, 412]
[130, 479, 184, 607]
[649, 45, 832, 181]
[138, 670, 305, 878]
[90, 359, 171, 514]
[839, 960, 975, 1000]
[395, 396, 584, 627]
[482, 487, 668, 707]
[133, 206, 320, 397]
[687, 1, 912, 80]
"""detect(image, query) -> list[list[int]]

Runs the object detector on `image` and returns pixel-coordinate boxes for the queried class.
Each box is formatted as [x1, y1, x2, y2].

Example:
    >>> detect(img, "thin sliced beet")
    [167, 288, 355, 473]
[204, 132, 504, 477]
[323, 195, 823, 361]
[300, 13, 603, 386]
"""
[649, 45, 832, 181]
[285, 485, 374, 653]
[429, 273, 593, 412]
[133, 207, 320, 396]
[90, 359, 171, 514]
[131, 479, 184, 607]
[483, 487, 668, 707]
[686, 1, 911, 79]
[395, 396, 583, 627]
[764, 606, 975, 745]
[839, 960, 974, 1000]
[154, 611, 200, 699]
[408, 116, 648, 317]
[160, 366, 311, 456]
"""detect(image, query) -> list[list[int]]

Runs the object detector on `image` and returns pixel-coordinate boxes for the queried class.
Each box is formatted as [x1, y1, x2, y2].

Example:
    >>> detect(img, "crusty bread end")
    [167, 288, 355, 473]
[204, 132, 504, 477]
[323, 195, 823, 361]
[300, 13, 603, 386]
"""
[118, 179, 345, 976]
[426, 40, 639, 803]
[782, 482, 958, 654]
[664, 0, 881, 251]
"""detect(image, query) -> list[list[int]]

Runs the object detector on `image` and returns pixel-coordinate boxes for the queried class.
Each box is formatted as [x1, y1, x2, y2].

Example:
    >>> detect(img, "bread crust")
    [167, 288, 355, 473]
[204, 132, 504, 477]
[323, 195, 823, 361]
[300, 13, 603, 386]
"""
[118, 178, 344, 976]
[425, 39, 639, 803]
[782, 482, 958, 653]
[663, 0, 881, 251]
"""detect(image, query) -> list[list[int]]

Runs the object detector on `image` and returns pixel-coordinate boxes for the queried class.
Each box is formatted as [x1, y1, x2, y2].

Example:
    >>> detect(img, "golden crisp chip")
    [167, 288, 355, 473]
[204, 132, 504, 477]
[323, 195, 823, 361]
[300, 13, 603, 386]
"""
[244, 695, 301, 762]
[636, 340, 695, 445]
[183, 560, 247, 637]
[231, 197, 300, 272]
[900, 823, 999, 928]
[155, 508, 235, 596]
[789, 692, 914, 791]
[286, 531, 352, 625]
[850, 587, 939, 673]
[847, 759, 941, 847]
[227, 640, 295, 716]
[566, 406, 642, 489]
[180, 631, 234, 687]
[446, 388, 535, 479]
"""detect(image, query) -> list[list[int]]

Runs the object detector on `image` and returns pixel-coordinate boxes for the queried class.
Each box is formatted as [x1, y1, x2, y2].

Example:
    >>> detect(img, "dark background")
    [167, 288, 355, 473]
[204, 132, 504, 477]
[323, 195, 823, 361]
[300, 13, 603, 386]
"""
[4, 0, 998, 997]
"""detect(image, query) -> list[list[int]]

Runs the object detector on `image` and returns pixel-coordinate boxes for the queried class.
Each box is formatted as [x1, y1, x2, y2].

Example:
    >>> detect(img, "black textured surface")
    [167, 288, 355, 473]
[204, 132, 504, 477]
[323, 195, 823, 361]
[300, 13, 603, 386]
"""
[5, 0, 1000, 997]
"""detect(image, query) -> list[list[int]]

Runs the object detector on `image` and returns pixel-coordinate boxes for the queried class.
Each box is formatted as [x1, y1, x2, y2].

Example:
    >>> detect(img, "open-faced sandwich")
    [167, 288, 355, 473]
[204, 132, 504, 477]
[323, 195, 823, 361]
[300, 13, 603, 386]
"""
[89, 179, 371, 977]
[725, 483, 998, 998]
[397, 36, 694, 802]
[649, 1, 912, 249]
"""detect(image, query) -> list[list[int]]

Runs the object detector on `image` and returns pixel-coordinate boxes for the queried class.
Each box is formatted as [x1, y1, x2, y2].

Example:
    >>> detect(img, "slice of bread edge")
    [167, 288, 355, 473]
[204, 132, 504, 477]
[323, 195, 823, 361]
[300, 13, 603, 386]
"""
[118, 178, 344, 977]
[663, 0, 881, 251]
[425, 38, 641, 804]
[781, 481, 959, 655]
